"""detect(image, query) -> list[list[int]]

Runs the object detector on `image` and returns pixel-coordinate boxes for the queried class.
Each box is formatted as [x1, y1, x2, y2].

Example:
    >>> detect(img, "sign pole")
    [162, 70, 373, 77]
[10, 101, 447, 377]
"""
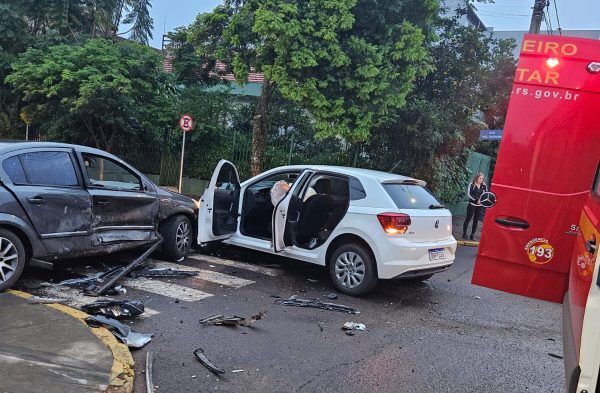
[177, 113, 194, 194]
[178, 131, 185, 193]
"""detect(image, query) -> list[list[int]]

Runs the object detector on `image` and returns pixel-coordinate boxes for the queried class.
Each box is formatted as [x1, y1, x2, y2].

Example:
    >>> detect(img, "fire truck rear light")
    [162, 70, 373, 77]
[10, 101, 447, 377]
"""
[588, 62, 600, 73]
[377, 213, 411, 234]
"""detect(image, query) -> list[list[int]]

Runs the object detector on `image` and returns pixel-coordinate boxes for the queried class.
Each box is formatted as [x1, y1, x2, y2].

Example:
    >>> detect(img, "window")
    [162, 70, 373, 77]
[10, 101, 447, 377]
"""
[247, 171, 300, 193]
[16, 151, 79, 187]
[82, 154, 140, 191]
[215, 164, 239, 190]
[349, 177, 366, 200]
[2, 156, 27, 184]
[383, 183, 441, 209]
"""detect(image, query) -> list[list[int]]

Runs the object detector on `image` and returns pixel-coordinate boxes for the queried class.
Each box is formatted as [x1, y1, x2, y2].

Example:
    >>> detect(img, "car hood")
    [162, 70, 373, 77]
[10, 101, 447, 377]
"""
[157, 187, 198, 210]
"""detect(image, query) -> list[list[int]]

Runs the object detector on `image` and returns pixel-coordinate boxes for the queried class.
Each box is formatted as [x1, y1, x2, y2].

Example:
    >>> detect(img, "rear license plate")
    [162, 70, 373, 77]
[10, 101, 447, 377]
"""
[429, 248, 446, 261]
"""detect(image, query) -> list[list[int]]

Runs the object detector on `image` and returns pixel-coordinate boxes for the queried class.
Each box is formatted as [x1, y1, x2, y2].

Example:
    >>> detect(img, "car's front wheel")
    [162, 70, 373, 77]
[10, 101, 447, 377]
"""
[0, 229, 27, 292]
[161, 215, 193, 261]
[328, 243, 378, 296]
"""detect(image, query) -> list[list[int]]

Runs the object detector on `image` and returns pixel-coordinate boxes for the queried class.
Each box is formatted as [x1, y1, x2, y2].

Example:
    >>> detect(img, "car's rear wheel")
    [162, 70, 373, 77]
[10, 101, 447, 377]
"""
[0, 229, 27, 292]
[161, 215, 192, 261]
[328, 243, 377, 296]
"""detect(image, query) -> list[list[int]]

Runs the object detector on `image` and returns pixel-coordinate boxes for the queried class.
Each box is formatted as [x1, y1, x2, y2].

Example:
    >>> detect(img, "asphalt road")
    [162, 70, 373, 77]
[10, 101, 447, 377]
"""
[17, 245, 564, 393]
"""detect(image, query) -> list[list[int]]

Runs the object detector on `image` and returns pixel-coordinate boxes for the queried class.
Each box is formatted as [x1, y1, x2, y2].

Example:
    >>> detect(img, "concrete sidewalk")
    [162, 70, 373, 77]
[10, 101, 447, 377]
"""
[0, 291, 134, 393]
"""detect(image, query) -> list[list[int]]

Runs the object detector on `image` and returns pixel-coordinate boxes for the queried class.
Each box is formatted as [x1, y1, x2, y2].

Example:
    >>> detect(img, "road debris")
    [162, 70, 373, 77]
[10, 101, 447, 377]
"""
[232, 370, 244, 373]
[113, 285, 127, 294]
[306, 278, 318, 283]
[548, 353, 564, 359]
[345, 331, 355, 336]
[146, 351, 155, 393]
[326, 293, 338, 300]
[86, 315, 153, 348]
[131, 267, 198, 279]
[275, 297, 360, 315]
[193, 348, 225, 375]
[57, 266, 122, 288]
[27, 296, 68, 305]
[199, 311, 266, 327]
[81, 300, 145, 318]
[342, 322, 366, 331]
[318, 322, 324, 332]
[85, 239, 163, 296]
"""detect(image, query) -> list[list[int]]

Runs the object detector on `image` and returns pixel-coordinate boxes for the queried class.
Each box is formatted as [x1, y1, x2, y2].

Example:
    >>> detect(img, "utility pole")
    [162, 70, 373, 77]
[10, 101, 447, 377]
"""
[529, 0, 546, 34]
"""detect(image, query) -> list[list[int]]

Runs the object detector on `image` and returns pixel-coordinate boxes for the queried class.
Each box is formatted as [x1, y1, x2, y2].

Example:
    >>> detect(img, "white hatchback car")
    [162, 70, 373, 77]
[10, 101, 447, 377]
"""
[198, 160, 457, 295]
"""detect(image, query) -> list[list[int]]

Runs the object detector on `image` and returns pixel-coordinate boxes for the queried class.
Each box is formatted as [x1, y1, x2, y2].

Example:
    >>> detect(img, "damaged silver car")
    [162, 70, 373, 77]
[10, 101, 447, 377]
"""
[0, 142, 198, 291]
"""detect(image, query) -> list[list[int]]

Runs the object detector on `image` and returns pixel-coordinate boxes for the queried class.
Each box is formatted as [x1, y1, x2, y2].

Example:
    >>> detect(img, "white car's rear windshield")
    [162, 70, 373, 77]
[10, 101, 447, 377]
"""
[382, 184, 441, 209]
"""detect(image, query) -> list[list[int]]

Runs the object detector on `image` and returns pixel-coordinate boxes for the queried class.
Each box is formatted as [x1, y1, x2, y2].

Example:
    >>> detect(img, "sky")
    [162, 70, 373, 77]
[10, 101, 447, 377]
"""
[147, 0, 600, 49]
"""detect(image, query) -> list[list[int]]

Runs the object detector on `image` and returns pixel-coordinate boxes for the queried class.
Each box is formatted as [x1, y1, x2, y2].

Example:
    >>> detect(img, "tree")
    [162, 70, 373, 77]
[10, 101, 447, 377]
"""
[7, 38, 172, 152]
[360, 11, 515, 203]
[187, 0, 437, 175]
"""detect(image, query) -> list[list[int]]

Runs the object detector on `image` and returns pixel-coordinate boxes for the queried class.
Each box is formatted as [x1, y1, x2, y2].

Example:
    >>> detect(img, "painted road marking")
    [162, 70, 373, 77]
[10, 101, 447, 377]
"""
[188, 254, 282, 277]
[148, 261, 255, 288]
[37, 285, 161, 317]
[125, 278, 214, 302]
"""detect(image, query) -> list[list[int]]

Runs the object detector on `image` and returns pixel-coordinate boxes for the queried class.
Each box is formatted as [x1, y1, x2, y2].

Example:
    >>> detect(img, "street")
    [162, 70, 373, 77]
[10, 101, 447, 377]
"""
[16, 245, 563, 393]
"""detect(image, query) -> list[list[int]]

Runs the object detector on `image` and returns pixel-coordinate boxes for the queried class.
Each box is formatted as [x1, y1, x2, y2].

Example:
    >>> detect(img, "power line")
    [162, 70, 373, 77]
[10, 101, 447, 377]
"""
[553, 0, 563, 35]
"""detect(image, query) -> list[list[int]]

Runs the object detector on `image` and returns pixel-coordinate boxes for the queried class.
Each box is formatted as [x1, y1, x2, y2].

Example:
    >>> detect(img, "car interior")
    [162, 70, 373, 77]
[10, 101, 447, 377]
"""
[241, 170, 350, 250]
[240, 171, 300, 239]
[288, 174, 350, 249]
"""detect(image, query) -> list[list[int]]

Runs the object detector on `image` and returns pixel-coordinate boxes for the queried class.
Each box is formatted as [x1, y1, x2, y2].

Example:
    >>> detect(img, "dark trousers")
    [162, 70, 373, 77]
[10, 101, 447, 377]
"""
[463, 204, 482, 236]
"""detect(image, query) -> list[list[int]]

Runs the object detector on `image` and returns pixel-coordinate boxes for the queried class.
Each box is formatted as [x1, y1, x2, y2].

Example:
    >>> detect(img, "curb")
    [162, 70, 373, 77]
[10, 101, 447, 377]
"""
[7, 289, 135, 393]
[456, 240, 479, 247]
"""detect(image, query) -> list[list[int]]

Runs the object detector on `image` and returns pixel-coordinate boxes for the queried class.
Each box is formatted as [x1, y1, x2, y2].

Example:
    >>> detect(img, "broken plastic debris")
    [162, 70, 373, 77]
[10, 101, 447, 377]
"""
[27, 296, 68, 305]
[232, 369, 244, 373]
[275, 297, 360, 315]
[85, 315, 153, 348]
[199, 311, 266, 327]
[326, 293, 338, 300]
[131, 267, 198, 279]
[306, 278, 318, 283]
[342, 322, 366, 331]
[81, 300, 144, 318]
[114, 285, 127, 294]
[193, 348, 225, 375]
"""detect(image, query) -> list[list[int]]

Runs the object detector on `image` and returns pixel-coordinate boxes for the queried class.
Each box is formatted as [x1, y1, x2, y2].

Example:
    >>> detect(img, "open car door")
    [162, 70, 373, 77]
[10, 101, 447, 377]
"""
[197, 160, 241, 243]
[273, 171, 350, 252]
[272, 170, 312, 252]
[472, 34, 600, 303]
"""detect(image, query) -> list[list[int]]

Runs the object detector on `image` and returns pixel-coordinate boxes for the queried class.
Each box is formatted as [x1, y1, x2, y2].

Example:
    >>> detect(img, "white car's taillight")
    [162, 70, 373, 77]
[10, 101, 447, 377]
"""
[377, 212, 411, 234]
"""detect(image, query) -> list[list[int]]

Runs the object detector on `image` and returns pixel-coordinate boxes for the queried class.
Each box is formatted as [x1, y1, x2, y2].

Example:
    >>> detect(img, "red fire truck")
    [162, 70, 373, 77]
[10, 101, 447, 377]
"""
[472, 34, 600, 393]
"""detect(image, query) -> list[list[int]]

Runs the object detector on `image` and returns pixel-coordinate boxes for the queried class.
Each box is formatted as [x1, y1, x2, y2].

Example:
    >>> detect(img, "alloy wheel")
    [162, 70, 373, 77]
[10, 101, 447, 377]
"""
[0, 237, 18, 284]
[175, 221, 191, 253]
[334, 251, 365, 289]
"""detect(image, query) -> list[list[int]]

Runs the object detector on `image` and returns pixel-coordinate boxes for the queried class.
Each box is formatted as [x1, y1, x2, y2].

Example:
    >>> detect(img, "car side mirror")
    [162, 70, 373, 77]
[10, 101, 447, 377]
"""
[479, 191, 497, 208]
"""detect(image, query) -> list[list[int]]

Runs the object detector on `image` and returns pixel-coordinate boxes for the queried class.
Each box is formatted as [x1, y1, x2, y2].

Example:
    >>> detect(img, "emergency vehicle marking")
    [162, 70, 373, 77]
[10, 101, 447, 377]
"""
[525, 238, 555, 264]
[516, 40, 579, 86]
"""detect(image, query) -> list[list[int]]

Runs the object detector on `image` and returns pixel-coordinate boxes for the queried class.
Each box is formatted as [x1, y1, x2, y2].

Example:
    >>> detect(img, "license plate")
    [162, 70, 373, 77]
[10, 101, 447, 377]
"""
[429, 248, 446, 261]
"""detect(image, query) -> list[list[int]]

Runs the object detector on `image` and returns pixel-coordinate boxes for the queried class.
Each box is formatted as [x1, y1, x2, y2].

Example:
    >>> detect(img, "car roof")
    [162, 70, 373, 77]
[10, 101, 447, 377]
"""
[0, 141, 118, 157]
[270, 165, 425, 185]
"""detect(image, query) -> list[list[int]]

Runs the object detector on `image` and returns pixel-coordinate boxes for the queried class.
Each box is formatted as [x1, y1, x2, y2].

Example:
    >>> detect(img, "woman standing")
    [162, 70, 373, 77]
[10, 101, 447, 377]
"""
[463, 172, 487, 240]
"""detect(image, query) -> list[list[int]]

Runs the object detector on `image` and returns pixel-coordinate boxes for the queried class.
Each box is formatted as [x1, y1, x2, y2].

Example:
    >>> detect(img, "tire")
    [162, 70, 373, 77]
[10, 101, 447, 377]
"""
[161, 215, 193, 261]
[328, 242, 378, 296]
[0, 229, 27, 292]
[404, 273, 434, 282]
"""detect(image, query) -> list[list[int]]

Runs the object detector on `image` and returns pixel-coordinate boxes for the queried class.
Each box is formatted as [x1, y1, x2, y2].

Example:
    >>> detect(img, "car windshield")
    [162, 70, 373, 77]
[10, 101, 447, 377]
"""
[382, 183, 441, 209]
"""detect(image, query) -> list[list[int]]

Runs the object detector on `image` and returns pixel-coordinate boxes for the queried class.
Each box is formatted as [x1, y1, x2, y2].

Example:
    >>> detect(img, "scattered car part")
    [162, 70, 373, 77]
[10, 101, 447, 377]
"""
[85, 239, 164, 296]
[342, 322, 366, 331]
[199, 311, 266, 327]
[326, 293, 338, 300]
[232, 369, 244, 373]
[57, 266, 123, 288]
[275, 297, 360, 315]
[27, 296, 67, 305]
[193, 348, 225, 375]
[81, 300, 144, 318]
[146, 351, 155, 393]
[131, 267, 198, 279]
[85, 315, 153, 348]
[345, 330, 355, 336]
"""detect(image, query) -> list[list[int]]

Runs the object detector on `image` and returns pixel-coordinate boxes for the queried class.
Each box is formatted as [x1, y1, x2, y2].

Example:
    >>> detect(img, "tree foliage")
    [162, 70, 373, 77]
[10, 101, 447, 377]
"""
[6, 38, 171, 151]
[185, 0, 439, 174]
